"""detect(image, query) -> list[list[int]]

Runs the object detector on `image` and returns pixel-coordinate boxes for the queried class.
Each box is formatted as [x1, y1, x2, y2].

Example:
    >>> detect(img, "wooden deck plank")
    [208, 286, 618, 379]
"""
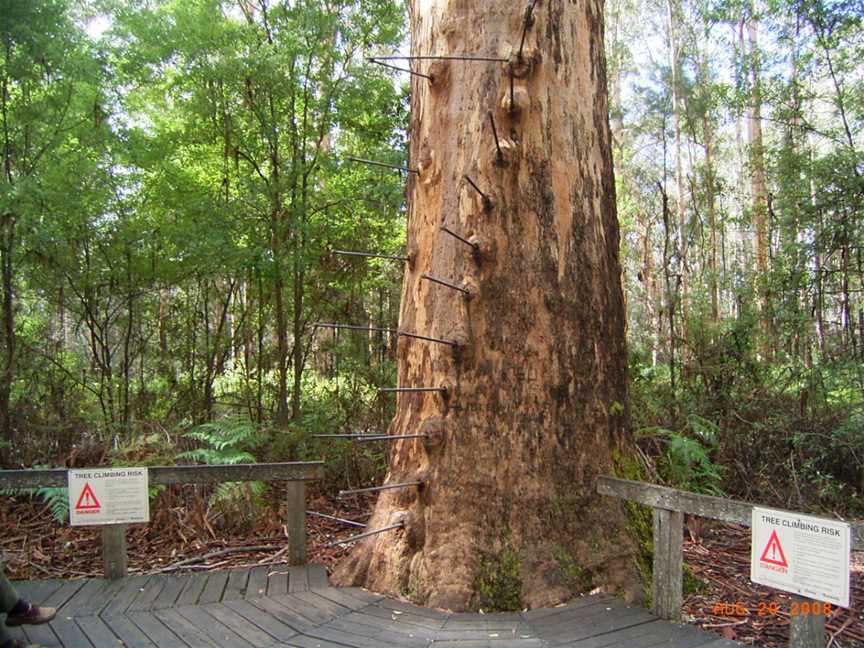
[153, 607, 222, 648]
[305, 624, 430, 648]
[197, 571, 230, 604]
[313, 587, 375, 612]
[127, 610, 189, 648]
[335, 587, 384, 605]
[174, 604, 256, 648]
[101, 575, 151, 616]
[41, 578, 86, 611]
[199, 602, 278, 647]
[267, 568, 289, 596]
[328, 615, 439, 642]
[127, 575, 168, 611]
[537, 609, 658, 644]
[221, 598, 301, 642]
[306, 564, 329, 590]
[270, 593, 337, 625]
[49, 615, 95, 647]
[152, 574, 188, 610]
[287, 565, 309, 593]
[246, 595, 316, 633]
[223, 568, 250, 601]
[56, 578, 113, 616]
[89, 574, 138, 616]
[245, 566, 270, 599]
[285, 634, 358, 648]
[175, 572, 210, 606]
[563, 619, 677, 647]
[349, 605, 448, 631]
[102, 614, 159, 648]
[12, 578, 62, 605]
[289, 590, 351, 618]
[20, 621, 59, 647]
[76, 614, 124, 647]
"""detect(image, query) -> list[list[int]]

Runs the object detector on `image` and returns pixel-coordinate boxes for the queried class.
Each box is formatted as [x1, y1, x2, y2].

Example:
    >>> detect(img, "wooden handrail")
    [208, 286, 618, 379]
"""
[597, 475, 864, 549]
[1, 462, 325, 579]
[0, 461, 324, 489]
[597, 475, 857, 648]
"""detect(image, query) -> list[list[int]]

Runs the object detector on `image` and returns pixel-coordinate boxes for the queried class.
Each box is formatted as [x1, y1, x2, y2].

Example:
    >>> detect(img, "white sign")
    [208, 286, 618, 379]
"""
[751, 506, 850, 608]
[68, 468, 150, 526]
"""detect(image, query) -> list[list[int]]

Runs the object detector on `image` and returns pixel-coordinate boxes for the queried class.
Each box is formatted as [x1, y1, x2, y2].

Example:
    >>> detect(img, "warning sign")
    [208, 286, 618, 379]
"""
[759, 529, 788, 567]
[68, 468, 149, 526]
[75, 483, 101, 512]
[751, 507, 850, 608]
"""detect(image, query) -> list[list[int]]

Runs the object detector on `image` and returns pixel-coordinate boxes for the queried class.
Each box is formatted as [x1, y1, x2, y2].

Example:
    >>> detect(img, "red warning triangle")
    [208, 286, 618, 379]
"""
[75, 483, 101, 511]
[759, 529, 788, 567]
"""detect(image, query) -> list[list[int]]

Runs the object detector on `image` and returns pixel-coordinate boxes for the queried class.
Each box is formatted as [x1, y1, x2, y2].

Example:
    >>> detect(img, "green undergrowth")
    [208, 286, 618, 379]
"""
[473, 530, 523, 612]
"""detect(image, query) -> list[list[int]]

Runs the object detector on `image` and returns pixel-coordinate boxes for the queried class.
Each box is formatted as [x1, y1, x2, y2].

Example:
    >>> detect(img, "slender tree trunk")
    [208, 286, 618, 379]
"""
[0, 67, 15, 441]
[667, 0, 688, 348]
[335, 0, 638, 610]
[0, 213, 14, 440]
[273, 213, 290, 426]
[747, 15, 773, 354]
[660, 183, 677, 395]
[639, 211, 658, 365]
[703, 101, 719, 324]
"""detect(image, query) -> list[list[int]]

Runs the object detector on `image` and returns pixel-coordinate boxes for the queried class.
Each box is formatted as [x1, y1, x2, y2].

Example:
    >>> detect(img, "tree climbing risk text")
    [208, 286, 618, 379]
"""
[750, 506, 850, 608]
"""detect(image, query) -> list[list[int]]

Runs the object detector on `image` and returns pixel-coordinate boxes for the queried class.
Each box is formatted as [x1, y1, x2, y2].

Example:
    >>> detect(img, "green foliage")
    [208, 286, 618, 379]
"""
[474, 543, 523, 612]
[1, 464, 70, 524]
[178, 420, 259, 466]
[178, 418, 266, 526]
[35, 485, 70, 524]
[639, 417, 724, 496]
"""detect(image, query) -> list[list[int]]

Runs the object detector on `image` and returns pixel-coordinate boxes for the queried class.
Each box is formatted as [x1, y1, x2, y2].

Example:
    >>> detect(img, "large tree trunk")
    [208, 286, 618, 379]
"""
[334, 0, 639, 611]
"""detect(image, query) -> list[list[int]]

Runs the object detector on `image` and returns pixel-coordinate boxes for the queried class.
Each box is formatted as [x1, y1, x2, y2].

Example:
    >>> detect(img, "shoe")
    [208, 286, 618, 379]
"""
[2, 640, 43, 648]
[4, 603, 56, 627]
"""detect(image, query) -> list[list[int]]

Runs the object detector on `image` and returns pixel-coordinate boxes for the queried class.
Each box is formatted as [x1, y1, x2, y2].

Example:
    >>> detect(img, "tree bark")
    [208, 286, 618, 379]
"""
[334, 0, 639, 611]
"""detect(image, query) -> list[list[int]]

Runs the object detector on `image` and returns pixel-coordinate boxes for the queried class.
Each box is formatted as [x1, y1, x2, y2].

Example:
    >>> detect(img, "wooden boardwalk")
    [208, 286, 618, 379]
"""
[7, 565, 741, 647]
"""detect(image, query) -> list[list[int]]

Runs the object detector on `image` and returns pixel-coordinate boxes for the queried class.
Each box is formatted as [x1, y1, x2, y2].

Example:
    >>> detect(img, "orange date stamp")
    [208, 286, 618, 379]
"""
[712, 601, 833, 617]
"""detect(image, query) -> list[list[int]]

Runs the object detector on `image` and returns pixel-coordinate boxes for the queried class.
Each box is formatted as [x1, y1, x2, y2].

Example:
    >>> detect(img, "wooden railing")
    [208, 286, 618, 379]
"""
[0, 462, 324, 579]
[598, 475, 862, 648]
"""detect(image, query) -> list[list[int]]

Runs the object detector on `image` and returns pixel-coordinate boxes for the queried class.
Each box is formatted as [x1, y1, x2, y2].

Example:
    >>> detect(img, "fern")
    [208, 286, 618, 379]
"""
[638, 424, 725, 496]
[178, 420, 258, 465]
[1, 482, 69, 524]
[177, 418, 265, 516]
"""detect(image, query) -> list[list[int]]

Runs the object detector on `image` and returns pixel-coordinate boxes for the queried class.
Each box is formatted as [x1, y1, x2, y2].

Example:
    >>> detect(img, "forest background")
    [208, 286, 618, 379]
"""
[0, 0, 862, 534]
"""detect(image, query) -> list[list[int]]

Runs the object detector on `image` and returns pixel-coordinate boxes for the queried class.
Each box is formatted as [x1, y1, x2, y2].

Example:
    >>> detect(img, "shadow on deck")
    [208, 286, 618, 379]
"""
[9, 565, 740, 647]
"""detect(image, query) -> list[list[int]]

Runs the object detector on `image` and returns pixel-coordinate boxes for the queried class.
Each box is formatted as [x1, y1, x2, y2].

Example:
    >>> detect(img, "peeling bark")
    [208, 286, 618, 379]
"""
[334, 0, 639, 611]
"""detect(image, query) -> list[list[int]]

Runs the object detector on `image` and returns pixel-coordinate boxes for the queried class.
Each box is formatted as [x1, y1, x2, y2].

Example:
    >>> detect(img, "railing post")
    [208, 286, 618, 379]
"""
[286, 481, 306, 565]
[788, 595, 825, 648]
[101, 524, 129, 580]
[652, 507, 683, 621]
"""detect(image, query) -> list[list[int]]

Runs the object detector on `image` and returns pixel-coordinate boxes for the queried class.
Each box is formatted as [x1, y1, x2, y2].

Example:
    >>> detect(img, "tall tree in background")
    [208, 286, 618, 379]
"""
[746, 5, 773, 353]
[667, 0, 690, 346]
[336, 0, 639, 609]
[0, 0, 102, 440]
